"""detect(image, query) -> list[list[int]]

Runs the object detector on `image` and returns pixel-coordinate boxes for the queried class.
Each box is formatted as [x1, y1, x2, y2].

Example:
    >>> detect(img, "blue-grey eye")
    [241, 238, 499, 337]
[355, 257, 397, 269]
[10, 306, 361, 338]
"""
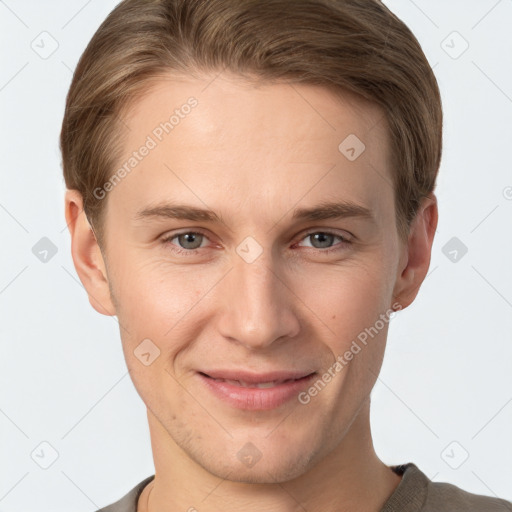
[176, 232, 204, 250]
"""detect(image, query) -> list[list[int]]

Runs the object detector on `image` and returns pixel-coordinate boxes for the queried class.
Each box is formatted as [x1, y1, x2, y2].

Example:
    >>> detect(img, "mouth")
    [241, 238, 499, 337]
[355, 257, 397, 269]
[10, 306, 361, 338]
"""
[196, 370, 317, 410]
[199, 373, 313, 388]
[206, 377, 303, 388]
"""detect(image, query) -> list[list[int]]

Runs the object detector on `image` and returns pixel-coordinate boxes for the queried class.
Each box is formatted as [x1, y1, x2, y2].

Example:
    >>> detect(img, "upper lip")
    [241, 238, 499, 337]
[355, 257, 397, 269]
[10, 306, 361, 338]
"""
[199, 369, 316, 384]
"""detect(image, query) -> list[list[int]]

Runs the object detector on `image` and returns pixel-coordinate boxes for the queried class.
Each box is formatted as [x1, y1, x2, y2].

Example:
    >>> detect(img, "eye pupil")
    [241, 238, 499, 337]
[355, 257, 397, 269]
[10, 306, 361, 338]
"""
[179, 232, 202, 249]
[310, 232, 334, 248]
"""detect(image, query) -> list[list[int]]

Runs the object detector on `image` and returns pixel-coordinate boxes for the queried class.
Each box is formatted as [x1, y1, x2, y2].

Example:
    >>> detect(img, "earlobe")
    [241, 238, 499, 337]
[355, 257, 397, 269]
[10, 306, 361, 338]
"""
[64, 189, 116, 317]
[392, 193, 438, 310]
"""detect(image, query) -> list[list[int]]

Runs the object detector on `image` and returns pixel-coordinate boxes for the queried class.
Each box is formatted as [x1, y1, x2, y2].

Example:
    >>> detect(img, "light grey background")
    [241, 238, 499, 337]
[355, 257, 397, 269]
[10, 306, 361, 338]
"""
[1, 0, 511, 510]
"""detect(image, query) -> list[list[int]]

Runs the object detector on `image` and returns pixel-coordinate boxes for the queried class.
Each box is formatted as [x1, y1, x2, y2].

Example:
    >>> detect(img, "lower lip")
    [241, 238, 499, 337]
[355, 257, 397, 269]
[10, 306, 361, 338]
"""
[197, 372, 317, 411]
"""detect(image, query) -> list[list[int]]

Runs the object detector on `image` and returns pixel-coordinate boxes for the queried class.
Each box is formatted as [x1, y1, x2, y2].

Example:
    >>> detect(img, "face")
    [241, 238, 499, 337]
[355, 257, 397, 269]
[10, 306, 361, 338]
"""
[88, 73, 408, 482]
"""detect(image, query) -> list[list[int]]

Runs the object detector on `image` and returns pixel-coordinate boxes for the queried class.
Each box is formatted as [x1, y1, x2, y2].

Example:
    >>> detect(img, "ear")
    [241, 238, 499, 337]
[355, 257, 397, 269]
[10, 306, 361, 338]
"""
[64, 189, 116, 316]
[392, 193, 438, 310]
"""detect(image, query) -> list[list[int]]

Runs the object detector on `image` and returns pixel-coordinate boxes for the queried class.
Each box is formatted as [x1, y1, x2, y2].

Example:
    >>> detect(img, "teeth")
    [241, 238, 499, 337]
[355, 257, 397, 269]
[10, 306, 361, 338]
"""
[213, 378, 282, 388]
[255, 381, 279, 388]
[225, 379, 245, 386]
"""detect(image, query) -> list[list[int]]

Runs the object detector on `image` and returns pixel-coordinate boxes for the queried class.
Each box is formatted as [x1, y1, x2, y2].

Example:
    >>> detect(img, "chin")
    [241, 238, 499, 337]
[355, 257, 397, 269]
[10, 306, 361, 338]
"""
[192, 441, 318, 484]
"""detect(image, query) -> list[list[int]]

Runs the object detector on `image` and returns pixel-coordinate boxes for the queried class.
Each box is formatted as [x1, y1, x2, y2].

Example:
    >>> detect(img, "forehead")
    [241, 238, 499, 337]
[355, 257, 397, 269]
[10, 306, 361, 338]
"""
[124, 73, 388, 151]
[110, 72, 394, 230]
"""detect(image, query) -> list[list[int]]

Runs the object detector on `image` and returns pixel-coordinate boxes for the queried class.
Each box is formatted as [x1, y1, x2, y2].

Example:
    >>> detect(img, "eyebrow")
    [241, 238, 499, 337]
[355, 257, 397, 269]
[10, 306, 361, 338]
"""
[134, 200, 375, 225]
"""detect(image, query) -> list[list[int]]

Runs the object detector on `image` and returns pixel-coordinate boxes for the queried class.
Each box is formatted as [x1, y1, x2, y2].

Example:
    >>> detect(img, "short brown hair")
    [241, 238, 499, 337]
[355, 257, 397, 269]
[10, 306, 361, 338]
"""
[60, 0, 442, 247]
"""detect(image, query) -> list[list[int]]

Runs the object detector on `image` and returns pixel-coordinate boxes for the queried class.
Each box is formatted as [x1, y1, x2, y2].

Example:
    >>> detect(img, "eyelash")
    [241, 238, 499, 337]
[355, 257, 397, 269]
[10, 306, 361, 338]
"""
[161, 229, 352, 256]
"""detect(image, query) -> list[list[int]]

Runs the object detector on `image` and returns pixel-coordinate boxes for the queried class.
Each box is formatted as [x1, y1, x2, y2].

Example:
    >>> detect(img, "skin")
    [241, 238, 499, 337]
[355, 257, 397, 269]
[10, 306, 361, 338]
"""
[65, 72, 438, 512]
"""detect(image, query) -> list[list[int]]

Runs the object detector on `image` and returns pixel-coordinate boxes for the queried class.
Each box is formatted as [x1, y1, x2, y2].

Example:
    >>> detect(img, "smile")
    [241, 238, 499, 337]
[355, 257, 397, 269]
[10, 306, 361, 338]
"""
[197, 371, 317, 410]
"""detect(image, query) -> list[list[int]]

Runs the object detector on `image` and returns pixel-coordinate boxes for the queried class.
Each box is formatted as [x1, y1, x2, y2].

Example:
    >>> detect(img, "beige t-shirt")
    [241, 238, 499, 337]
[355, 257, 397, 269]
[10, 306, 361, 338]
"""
[97, 463, 512, 511]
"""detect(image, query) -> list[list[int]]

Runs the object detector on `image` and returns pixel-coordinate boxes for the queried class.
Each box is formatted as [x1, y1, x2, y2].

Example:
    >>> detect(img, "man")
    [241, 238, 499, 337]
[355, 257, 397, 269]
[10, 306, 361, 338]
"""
[61, 0, 512, 510]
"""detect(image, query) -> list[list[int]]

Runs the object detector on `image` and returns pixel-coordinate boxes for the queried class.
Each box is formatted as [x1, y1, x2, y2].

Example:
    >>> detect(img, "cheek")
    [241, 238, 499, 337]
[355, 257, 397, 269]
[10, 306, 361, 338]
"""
[112, 259, 238, 395]
[297, 258, 393, 345]
[308, 264, 394, 402]
[112, 253, 202, 324]
[109, 257, 206, 367]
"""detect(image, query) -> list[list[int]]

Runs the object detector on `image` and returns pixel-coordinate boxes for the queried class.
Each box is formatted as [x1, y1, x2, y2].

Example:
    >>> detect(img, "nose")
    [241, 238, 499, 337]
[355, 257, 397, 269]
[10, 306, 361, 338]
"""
[216, 248, 301, 350]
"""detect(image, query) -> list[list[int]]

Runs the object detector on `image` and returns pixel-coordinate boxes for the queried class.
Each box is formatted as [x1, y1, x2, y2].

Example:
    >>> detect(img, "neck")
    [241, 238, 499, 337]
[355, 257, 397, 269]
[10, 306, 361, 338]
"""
[141, 400, 401, 512]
